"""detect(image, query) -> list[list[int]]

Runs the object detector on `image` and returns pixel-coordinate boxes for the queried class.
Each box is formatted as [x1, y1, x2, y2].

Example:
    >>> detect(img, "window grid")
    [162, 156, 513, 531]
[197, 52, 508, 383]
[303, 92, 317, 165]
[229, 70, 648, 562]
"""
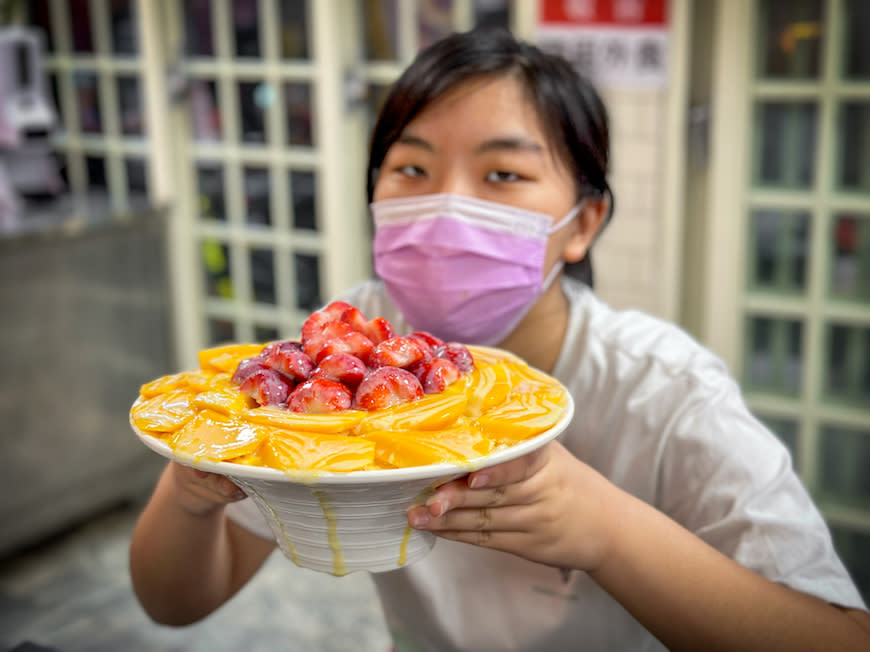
[743, 0, 870, 534]
[40, 0, 149, 211]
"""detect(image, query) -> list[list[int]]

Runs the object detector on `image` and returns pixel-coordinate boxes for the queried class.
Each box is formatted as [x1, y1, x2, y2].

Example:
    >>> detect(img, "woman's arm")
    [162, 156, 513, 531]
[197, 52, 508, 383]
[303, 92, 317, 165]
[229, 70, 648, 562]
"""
[408, 442, 870, 651]
[129, 462, 275, 625]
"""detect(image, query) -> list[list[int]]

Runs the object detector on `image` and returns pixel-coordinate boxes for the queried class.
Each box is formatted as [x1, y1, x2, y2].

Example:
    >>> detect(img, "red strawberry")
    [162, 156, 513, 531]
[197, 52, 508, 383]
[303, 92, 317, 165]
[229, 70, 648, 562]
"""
[354, 367, 423, 411]
[369, 336, 428, 369]
[310, 352, 367, 388]
[436, 342, 474, 374]
[342, 307, 396, 345]
[413, 357, 461, 394]
[231, 357, 268, 386]
[409, 331, 444, 350]
[263, 341, 315, 381]
[239, 368, 294, 407]
[301, 301, 355, 343]
[286, 378, 353, 414]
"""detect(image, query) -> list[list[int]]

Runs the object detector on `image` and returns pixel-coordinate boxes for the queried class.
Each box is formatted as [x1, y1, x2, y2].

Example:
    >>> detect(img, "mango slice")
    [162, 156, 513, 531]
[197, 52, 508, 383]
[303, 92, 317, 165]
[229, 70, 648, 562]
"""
[356, 392, 468, 433]
[198, 343, 267, 373]
[258, 431, 375, 472]
[464, 361, 513, 418]
[244, 406, 365, 433]
[475, 392, 566, 443]
[170, 410, 268, 460]
[130, 390, 196, 434]
[365, 421, 493, 468]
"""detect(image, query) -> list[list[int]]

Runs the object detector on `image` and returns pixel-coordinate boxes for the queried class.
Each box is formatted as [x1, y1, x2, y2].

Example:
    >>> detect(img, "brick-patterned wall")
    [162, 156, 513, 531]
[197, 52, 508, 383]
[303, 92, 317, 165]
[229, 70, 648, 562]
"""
[593, 88, 670, 318]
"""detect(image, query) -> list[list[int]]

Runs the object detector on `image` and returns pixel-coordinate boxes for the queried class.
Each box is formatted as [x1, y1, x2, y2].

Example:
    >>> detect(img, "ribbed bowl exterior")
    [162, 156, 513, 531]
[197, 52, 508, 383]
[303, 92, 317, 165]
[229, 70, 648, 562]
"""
[229, 474, 454, 575]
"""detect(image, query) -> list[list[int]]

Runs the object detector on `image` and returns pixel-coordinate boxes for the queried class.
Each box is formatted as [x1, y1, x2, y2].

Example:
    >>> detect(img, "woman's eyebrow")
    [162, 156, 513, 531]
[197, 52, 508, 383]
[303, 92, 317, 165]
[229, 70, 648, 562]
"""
[395, 133, 434, 151]
[475, 137, 544, 154]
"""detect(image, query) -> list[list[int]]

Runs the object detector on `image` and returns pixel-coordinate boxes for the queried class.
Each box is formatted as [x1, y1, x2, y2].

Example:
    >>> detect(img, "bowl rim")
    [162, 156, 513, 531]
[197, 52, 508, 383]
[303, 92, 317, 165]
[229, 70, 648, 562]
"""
[132, 394, 574, 485]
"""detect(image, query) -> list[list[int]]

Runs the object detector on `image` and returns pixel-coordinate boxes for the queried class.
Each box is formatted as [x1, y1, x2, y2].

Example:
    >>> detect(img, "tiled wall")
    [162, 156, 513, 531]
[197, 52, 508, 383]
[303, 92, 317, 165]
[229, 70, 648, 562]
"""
[594, 88, 670, 318]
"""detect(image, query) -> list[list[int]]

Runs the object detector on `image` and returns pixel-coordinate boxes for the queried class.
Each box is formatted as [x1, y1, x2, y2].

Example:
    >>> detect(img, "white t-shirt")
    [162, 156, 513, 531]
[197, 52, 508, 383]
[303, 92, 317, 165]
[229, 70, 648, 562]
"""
[227, 278, 866, 651]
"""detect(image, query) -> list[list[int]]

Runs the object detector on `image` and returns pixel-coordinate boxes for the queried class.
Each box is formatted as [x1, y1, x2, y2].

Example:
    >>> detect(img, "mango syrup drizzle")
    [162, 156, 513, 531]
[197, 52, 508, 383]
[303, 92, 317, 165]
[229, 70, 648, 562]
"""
[313, 490, 347, 576]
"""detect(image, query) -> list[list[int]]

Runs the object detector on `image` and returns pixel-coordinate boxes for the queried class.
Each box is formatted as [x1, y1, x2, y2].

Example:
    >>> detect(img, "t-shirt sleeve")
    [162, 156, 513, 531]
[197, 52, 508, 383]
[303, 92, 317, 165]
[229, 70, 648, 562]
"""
[656, 374, 867, 611]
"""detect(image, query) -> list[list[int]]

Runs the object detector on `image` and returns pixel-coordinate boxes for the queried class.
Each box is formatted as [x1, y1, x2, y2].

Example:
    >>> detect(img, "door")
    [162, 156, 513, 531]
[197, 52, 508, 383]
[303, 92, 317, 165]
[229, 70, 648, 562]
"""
[700, 0, 870, 598]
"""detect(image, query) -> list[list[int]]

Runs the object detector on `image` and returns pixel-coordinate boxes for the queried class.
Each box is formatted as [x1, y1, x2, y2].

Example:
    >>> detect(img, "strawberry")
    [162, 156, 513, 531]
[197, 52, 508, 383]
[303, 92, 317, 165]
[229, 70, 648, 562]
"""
[413, 357, 461, 394]
[436, 342, 474, 374]
[286, 378, 353, 414]
[342, 308, 396, 345]
[239, 368, 294, 407]
[354, 367, 424, 411]
[369, 336, 428, 369]
[409, 331, 444, 350]
[231, 357, 268, 386]
[300, 301, 355, 343]
[310, 352, 367, 388]
[263, 341, 314, 381]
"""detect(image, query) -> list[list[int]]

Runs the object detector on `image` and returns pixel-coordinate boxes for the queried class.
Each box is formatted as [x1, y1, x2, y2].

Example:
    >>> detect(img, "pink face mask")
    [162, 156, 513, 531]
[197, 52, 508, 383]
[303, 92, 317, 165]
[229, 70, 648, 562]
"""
[371, 193, 582, 345]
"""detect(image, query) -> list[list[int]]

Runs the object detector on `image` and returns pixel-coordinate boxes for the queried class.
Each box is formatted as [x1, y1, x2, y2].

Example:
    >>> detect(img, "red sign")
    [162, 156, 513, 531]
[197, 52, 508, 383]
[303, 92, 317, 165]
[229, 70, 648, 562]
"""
[540, 0, 668, 27]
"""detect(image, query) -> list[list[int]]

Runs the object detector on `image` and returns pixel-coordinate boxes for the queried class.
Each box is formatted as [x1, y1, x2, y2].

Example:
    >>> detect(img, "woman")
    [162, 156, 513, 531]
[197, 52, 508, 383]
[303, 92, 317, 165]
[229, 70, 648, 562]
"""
[130, 29, 870, 651]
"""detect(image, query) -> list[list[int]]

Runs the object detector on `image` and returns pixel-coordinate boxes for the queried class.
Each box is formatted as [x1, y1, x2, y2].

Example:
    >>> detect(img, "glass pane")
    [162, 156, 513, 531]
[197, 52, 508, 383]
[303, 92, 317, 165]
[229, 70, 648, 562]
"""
[74, 71, 102, 134]
[361, 0, 399, 61]
[244, 167, 271, 226]
[830, 214, 870, 303]
[418, 0, 454, 51]
[69, 0, 95, 53]
[233, 0, 260, 57]
[255, 324, 280, 342]
[831, 526, 870, 603]
[836, 102, 870, 192]
[184, 0, 215, 57]
[279, 0, 310, 58]
[290, 170, 317, 231]
[819, 424, 870, 507]
[825, 323, 870, 405]
[117, 76, 143, 136]
[748, 209, 810, 293]
[473, 0, 510, 29]
[285, 83, 313, 146]
[753, 101, 817, 189]
[239, 81, 267, 144]
[208, 318, 235, 345]
[109, 0, 138, 55]
[85, 155, 107, 191]
[189, 79, 221, 141]
[755, 0, 823, 79]
[294, 252, 321, 311]
[843, 0, 870, 79]
[756, 414, 800, 466]
[250, 248, 276, 304]
[744, 316, 803, 395]
[201, 240, 233, 299]
[27, 0, 55, 53]
[196, 164, 227, 221]
[125, 157, 147, 195]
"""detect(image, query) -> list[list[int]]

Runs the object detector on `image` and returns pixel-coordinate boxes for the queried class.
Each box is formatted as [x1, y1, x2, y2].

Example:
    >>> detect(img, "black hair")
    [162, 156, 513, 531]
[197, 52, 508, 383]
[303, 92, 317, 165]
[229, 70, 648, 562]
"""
[366, 28, 614, 287]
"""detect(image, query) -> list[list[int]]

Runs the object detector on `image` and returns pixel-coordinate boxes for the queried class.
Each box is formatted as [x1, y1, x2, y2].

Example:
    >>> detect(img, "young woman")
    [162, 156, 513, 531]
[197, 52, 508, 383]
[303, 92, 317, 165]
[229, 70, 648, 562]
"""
[130, 29, 870, 651]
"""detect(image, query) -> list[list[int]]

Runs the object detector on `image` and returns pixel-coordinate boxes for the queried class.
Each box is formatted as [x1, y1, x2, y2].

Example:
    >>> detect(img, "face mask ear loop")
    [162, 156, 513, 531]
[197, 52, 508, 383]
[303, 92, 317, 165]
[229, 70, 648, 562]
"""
[548, 199, 587, 235]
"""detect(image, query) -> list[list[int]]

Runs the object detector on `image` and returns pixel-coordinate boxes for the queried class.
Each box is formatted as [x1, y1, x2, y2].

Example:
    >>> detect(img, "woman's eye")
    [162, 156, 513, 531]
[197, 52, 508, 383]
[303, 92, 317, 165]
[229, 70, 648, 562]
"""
[397, 165, 425, 178]
[486, 170, 521, 183]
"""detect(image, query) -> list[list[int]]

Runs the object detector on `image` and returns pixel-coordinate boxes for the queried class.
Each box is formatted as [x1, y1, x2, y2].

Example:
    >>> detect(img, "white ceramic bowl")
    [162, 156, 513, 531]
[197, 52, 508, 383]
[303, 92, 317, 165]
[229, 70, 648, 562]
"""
[132, 393, 574, 576]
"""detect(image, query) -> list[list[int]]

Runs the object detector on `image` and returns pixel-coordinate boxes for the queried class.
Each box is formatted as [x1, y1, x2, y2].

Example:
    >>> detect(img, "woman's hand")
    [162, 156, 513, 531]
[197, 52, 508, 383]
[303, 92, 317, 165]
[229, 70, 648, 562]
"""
[406, 441, 619, 571]
[169, 461, 247, 517]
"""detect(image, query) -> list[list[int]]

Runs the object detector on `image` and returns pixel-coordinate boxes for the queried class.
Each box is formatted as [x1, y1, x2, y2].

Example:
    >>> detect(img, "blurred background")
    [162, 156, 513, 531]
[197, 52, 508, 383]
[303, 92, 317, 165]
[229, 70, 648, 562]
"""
[0, 0, 867, 650]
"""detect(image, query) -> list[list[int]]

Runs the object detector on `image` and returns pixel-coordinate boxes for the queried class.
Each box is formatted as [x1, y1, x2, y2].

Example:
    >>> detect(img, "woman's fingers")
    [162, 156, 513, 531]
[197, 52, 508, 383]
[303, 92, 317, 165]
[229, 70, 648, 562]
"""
[170, 462, 246, 515]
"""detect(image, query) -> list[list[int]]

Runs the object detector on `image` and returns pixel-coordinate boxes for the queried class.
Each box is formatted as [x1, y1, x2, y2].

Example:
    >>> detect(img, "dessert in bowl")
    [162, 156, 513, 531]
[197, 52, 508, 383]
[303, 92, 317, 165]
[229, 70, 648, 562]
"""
[130, 302, 573, 575]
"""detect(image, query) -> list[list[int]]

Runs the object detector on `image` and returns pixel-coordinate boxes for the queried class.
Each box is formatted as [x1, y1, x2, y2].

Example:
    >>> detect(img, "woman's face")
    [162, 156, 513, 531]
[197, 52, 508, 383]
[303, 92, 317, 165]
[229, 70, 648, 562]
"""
[373, 75, 598, 268]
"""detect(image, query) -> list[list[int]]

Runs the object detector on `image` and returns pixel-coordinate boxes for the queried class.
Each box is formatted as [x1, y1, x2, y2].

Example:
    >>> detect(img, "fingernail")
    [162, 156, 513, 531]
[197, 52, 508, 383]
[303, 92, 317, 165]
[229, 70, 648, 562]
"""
[232, 489, 246, 500]
[410, 512, 430, 529]
[469, 473, 489, 489]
